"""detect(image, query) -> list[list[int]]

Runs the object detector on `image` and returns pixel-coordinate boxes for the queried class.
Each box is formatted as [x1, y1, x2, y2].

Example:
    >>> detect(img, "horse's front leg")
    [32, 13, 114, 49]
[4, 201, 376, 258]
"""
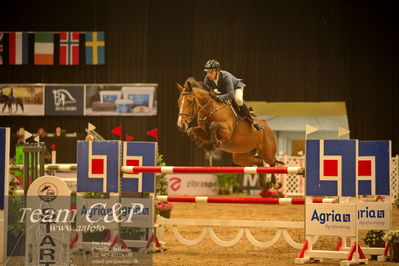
[187, 126, 209, 145]
[208, 121, 223, 149]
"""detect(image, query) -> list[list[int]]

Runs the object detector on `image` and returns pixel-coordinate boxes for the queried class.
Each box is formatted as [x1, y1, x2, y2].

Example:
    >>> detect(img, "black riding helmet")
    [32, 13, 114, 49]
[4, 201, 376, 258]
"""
[204, 59, 221, 71]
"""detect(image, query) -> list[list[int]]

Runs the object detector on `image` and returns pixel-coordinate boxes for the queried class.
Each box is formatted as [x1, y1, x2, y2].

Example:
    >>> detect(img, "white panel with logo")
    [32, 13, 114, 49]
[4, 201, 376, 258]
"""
[26, 176, 71, 266]
[166, 174, 218, 195]
[305, 203, 357, 237]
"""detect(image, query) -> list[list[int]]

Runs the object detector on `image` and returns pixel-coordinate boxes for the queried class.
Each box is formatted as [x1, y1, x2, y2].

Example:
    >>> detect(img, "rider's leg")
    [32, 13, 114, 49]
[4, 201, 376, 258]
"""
[234, 88, 263, 131]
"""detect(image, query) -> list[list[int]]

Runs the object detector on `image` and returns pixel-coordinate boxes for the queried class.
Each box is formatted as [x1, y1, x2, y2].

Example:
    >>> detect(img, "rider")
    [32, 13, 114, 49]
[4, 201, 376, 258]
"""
[203, 59, 263, 131]
[9, 88, 15, 101]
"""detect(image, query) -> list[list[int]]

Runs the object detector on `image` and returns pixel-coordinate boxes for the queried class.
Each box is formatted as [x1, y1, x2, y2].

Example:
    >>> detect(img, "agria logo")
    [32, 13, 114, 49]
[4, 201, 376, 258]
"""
[311, 209, 351, 224]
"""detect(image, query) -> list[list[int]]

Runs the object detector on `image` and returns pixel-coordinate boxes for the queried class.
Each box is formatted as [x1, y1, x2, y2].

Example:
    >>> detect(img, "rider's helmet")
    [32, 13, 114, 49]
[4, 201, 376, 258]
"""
[204, 59, 221, 71]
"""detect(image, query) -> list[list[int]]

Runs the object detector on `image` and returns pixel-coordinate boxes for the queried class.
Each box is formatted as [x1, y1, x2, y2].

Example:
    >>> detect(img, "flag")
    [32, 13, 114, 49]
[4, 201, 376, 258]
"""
[59, 32, 80, 65]
[338, 127, 350, 138]
[8, 32, 29, 65]
[34, 32, 54, 65]
[85, 31, 105, 65]
[305, 124, 318, 135]
[125, 135, 134, 141]
[88, 122, 96, 132]
[111, 126, 122, 138]
[24, 130, 32, 141]
[147, 128, 158, 142]
[0, 32, 3, 65]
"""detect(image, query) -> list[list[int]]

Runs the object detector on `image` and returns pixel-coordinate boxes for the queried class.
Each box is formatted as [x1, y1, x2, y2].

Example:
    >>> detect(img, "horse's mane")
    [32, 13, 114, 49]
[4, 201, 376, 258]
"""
[184, 77, 210, 93]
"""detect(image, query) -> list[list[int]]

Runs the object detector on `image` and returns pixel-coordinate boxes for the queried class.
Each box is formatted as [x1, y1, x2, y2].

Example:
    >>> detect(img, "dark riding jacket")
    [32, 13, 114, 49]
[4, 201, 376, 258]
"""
[204, 70, 246, 101]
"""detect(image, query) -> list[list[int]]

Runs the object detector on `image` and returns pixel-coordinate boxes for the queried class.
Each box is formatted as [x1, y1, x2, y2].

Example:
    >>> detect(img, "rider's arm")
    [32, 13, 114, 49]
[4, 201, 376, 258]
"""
[218, 76, 234, 101]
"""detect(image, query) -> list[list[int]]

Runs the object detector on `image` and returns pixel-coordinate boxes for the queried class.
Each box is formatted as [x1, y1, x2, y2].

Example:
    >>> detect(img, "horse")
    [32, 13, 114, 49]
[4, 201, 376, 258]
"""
[177, 77, 282, 186]
[0, 91, 24, 113]
[0, 93, 12, 113]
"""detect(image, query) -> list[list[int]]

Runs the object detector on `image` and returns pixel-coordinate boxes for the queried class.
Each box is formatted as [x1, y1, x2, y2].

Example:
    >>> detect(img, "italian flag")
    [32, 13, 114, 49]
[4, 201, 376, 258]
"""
[34, 32, 54, 65]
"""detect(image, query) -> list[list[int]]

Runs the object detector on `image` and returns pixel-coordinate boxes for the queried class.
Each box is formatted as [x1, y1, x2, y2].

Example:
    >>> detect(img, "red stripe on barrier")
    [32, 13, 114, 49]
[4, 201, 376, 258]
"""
[291, 198, 306, 204]
[163, 196, 197, 203]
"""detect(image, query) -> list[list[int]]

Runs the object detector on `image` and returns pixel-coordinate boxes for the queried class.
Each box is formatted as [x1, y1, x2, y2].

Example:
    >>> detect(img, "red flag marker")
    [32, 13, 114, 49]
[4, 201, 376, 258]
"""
[111, 126, 123, 140]
[125, 135, 134, 141]
[147, 128, 158, 142]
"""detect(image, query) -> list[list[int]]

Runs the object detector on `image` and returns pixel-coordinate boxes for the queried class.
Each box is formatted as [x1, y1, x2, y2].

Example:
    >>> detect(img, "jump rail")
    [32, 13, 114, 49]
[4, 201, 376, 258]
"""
[10, 164, 304, 175]
[156, 196, 336, 205]
[121, 166, 304, 175]
[10, 164, 78, 171]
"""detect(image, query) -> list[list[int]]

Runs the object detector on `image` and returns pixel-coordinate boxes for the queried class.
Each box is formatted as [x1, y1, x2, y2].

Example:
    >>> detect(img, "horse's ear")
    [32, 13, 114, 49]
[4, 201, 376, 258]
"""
[185, 80, 193, 91]
[177, 83, 184, 92]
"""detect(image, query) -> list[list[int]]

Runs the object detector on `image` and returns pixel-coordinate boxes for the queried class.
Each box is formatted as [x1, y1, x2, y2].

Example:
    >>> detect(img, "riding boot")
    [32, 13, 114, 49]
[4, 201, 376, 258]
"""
[240, 104, 263, 131]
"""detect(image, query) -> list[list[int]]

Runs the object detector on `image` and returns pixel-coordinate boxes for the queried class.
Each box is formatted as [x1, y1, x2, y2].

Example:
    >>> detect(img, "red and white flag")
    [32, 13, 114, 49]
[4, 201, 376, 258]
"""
[9, 32, 29, 65]
[59, 32, 79, 65]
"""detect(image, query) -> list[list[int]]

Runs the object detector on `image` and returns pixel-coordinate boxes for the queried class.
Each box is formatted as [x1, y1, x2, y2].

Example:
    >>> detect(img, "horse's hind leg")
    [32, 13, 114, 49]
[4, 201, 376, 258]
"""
[232, 152, 263, 167]
[233, 152, 270, 188]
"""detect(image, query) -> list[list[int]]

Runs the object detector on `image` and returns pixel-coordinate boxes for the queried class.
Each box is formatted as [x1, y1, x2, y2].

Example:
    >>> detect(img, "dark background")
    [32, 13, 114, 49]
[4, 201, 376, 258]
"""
[0, 0, 398, 165]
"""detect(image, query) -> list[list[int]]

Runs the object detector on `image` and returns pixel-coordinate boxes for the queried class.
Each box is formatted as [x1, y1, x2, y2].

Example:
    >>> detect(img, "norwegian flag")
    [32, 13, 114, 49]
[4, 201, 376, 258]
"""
[59, 32, 79, 65]
[0, 32, 3, 65]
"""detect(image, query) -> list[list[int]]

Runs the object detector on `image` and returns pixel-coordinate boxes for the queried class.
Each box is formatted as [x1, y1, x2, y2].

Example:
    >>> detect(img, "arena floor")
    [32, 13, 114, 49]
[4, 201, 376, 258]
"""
[153, 195, 399, 266]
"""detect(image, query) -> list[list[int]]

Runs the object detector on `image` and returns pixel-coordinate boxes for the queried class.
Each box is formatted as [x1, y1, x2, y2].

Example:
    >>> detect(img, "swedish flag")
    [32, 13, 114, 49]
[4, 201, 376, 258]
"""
[85, 32, 105, 65]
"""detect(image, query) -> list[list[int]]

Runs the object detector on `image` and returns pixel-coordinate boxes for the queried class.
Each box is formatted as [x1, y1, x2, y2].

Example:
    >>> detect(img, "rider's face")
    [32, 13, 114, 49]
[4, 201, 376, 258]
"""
[207, 70, 218, 81]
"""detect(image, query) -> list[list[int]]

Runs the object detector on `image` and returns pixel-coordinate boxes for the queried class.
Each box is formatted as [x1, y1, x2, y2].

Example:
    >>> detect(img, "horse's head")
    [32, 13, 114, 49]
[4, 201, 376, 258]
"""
[177, 79, 198, 132]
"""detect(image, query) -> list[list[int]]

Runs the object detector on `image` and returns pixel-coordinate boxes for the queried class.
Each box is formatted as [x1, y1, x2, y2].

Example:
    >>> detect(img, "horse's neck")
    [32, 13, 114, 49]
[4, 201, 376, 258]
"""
[194, 89, 211, 107]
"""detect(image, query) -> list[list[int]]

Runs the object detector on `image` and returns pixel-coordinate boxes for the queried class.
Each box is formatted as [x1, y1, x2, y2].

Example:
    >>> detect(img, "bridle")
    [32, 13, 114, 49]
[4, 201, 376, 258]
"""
[178, 92, 198, 127]
[178, 90, 228, 130]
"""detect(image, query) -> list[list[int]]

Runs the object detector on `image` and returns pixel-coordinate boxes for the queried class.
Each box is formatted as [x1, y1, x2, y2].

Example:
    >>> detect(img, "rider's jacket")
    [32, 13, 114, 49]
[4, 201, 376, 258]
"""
[204, 70, 246, 101]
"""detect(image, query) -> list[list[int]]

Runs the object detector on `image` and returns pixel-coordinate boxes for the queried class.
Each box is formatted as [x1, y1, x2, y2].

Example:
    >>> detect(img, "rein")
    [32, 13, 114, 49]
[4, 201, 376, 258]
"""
[179, 90, 228, 126]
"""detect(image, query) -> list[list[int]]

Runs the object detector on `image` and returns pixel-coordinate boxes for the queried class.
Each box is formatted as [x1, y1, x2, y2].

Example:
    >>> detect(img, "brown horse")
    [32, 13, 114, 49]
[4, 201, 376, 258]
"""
[177, 77, 281, 174]
[0, 90, 24, 113]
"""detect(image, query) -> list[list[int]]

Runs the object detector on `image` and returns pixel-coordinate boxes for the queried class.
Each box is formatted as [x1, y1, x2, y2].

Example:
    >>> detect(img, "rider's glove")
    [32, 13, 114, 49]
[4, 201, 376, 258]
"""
[210, 91, 220, 101]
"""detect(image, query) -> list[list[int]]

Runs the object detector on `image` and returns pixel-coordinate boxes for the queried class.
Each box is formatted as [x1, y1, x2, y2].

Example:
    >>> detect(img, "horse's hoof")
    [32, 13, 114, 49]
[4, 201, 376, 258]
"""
[201, 142, 217, 152]
[212, 139, 222, 148]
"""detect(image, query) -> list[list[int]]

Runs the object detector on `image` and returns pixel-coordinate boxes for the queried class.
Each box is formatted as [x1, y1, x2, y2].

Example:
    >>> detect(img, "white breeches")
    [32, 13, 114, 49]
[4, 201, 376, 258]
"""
[234, 87, 244, 106]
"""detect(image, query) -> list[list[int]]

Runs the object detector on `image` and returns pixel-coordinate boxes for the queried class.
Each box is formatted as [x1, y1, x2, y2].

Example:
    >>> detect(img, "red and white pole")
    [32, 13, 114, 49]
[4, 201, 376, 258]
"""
[121, 166, 304, 175]
[156, 196, 335, 205]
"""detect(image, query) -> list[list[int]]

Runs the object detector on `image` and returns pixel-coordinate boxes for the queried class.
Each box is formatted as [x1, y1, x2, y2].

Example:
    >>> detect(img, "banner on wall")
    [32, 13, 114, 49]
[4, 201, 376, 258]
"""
[85, 84, 157, 116]
[0, 83, 158, 116]
[44, 85, 84, 115]
[0, 85, 44, 115]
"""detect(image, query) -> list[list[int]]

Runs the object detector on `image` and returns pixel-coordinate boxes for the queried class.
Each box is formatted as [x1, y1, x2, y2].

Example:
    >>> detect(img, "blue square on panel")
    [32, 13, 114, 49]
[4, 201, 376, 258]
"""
[77, 141, 120, 193]
[122, 142, 156, 193]
[358, 141, 390, 195]
[306, 140, 356, 197]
